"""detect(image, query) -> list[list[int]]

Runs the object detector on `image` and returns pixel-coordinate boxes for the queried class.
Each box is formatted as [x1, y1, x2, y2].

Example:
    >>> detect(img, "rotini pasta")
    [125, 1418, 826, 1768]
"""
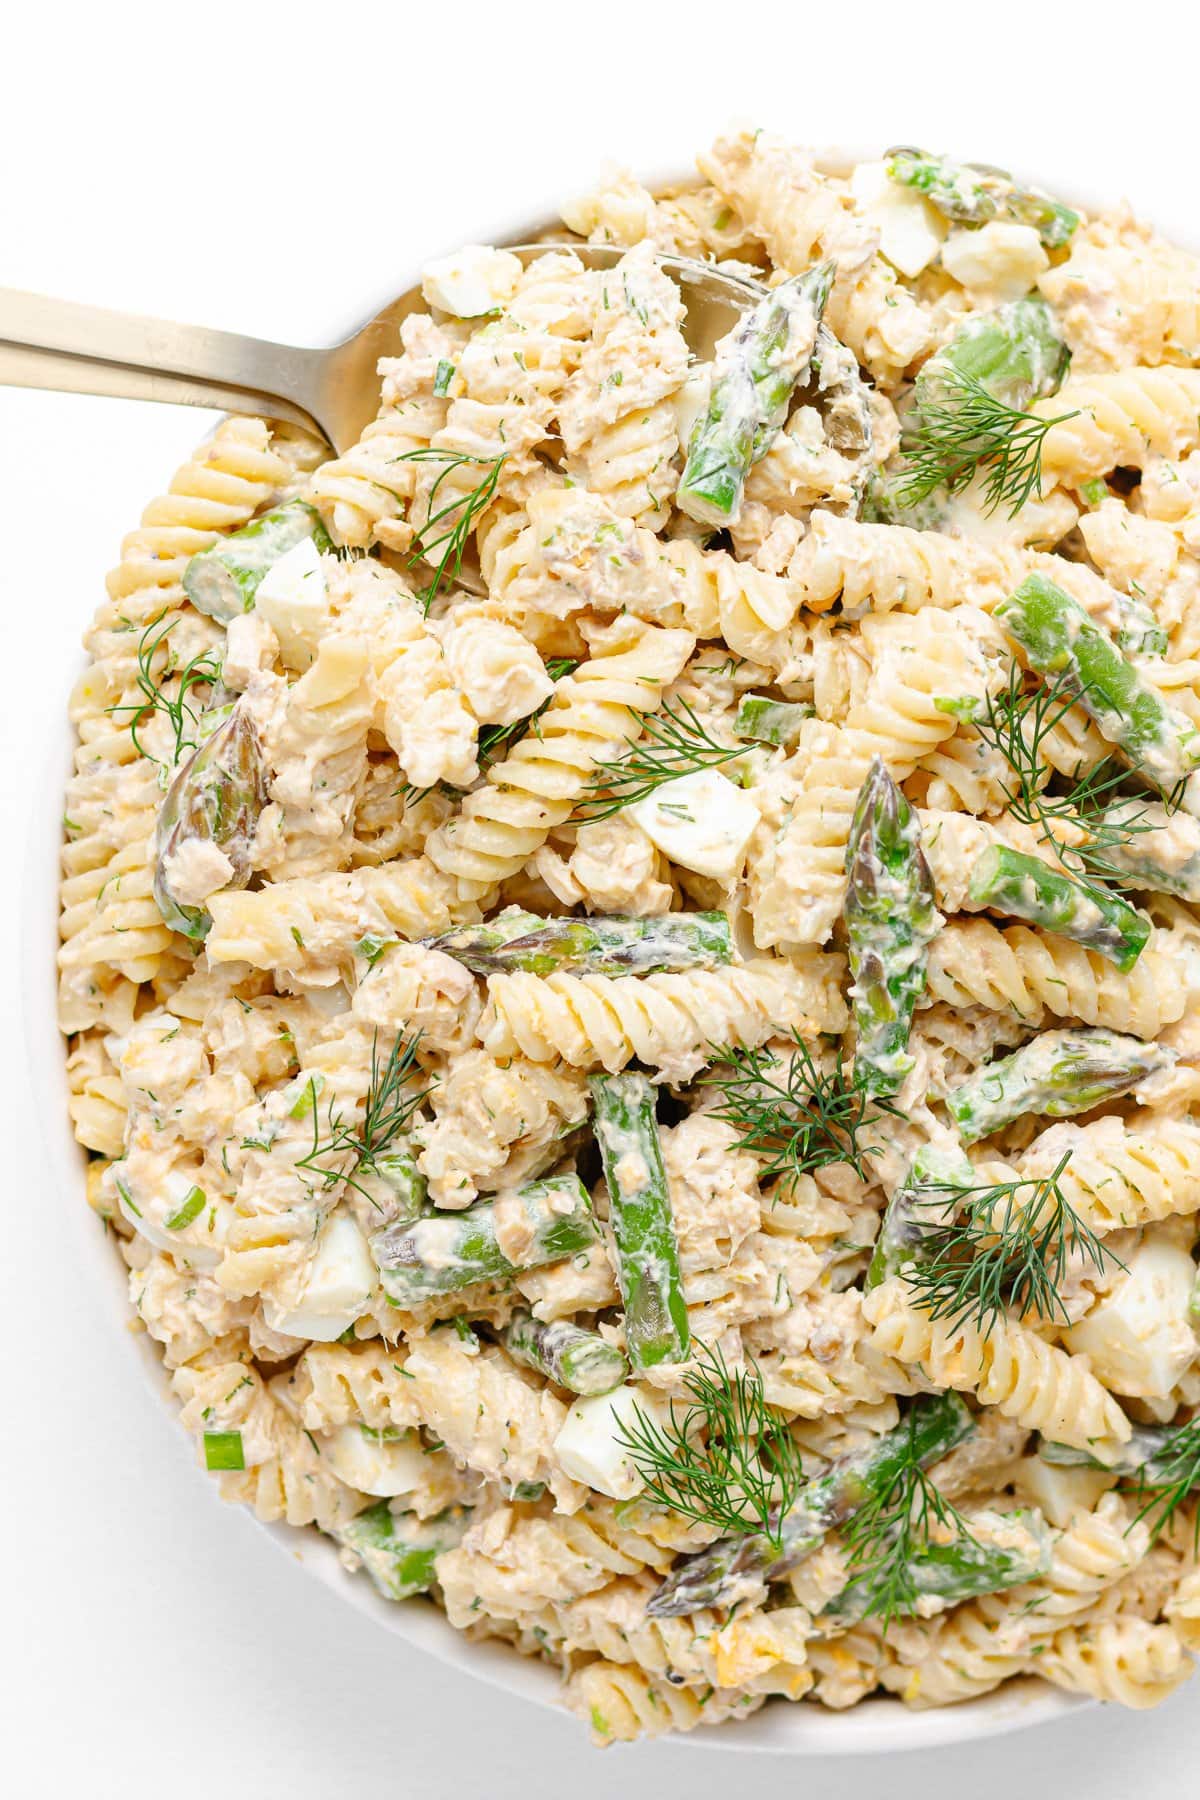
[59, 135, 1200, 1745]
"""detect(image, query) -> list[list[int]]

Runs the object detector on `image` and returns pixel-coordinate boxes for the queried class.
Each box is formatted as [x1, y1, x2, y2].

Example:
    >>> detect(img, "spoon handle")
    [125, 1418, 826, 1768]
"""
[0, 287, 327, 438]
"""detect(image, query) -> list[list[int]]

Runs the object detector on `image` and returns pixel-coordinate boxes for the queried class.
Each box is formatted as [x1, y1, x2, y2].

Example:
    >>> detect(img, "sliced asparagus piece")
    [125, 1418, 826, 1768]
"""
[886, 148, 1080, 247]
[332, 1501, 468, 1601]
[371, 1175, 597, 1304]
[647, 1392, 975, 1618]
[997, 575, 1200, 793]
[355, 1146, 429, 1226]
[966, 844, 1151, 971]
[844, 759, 940, 1096]
[504, 1312, 628, 1396]
[183, 499, 332, 623]
[589, 1073, 689, 1371]
[676, 261, 834, 527]
[734, 694, 813, 748]
[1040, 1424, 1196, 1483]
[917, 297, 1069, 416]
[430, 908, 731, 976]
[1089, 800, 1200, 899]
[823, 1506, 1051, 1623]
[946, 1028, 1175, 1144]
[866, 1142, 977, 1289]
[153, 705, 267, 939]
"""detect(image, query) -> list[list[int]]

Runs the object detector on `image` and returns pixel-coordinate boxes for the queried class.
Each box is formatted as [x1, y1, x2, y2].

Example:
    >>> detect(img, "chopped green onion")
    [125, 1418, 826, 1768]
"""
[203, 1429, 246, 1472]
[164, 1185, 206, 1231]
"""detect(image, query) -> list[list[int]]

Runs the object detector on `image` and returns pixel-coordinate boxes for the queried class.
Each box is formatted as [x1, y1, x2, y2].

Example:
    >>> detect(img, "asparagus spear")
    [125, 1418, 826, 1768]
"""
[946, 1029, 1175, 1145]
[966, 844, 1151, 971]
[504, 1312, 628, 1396]
[429, 908, 731, 977]
[646, 1392, 975, 1618]
[589, 1073, 689, 1371]
[371, 1175, 597, 1304]
[332, 1501, 468, 1601]
[676, 261, 835, 527]
[1087, 801, 1200, 899]
[997, 575, 1200, 793]
[866, 1142, 977, 1290]
[885, 147, 1080, 247]
[734, 694, 813, 748]
[153, 705, 267, 939]
[823, 1506, 1051, 1623]
[844, 759, 940, 1097]
[183, 499, 332, 623]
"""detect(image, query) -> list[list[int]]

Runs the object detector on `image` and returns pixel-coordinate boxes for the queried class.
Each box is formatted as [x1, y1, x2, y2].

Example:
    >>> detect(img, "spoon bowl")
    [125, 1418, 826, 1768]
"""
[0, 243, 763, 453]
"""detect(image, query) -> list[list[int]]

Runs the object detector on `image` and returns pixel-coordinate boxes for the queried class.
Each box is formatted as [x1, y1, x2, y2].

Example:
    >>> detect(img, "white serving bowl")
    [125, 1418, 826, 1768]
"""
[27, 151, 1100, 1752]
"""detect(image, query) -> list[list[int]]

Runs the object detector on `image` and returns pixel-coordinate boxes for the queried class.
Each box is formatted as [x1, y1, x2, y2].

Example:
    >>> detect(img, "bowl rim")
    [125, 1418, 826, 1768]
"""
[30, 145, 1111, 1754]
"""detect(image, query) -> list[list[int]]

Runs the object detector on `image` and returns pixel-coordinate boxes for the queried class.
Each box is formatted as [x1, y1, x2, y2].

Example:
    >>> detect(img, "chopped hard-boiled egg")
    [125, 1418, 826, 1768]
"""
[1009, 1455, 1116, 1529]
[849, 161, 946, 278]
[940, 222, 1050, 303]
[628, 768, 759, 883]
[117, 1167, 219, 1265]
[1064, 1238, 1198, 1398]
[320, 1424, 430, 1497]
[262, 1211, 375, 1342]
[554, 1385, 662, 1500]
[421, 245, 523, 318]
[253, 536, 329, 669]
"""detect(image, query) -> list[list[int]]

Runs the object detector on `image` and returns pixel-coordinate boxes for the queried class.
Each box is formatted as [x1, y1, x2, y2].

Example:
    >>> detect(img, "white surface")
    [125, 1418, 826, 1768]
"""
[4, 3, 1200, 1793]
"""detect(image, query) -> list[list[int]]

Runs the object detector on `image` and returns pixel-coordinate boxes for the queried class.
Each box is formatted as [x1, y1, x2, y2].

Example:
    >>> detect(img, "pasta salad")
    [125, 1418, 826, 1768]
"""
[59, 133, 1200, 1744]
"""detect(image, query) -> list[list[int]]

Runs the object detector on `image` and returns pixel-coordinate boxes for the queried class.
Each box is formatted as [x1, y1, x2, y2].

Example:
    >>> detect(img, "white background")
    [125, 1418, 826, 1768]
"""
[4, 3, 1199, 1792]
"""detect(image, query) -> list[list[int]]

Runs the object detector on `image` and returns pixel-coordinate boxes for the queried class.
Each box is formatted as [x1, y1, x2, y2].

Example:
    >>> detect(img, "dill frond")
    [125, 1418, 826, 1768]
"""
[387, 447, 506, 612]
[898, 366, 1078, 519]
[840, 1415, 981, 1630]
[902, 1151, 1119, 1334]
[107, 612, 221, 774]
[575, 698, 744, 822]
[613, 1343, 806, 1546]
[701, 1035, 902, 1186]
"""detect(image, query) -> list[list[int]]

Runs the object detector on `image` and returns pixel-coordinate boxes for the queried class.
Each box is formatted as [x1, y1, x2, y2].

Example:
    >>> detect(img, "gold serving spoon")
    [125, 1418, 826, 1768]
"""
[0, 245, 763, 453]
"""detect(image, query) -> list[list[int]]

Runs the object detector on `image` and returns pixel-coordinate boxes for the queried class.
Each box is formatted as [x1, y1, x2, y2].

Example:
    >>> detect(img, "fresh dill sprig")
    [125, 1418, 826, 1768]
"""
[840, 1414, 981, 1630]
[902, 1151, 1119, 1334]
[898, 366, 1078, 518]
[107, 612, 221, 773]
[388, 447, 506, 612]
[944, 664, 1181, 885]
[613, 1343, 805, 1547]
[701, 1035, 902, 1186]
[295, 1030, 431, 1200]
[575, 698, 744, 822]
[1130, 1421, 1200, 1549]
